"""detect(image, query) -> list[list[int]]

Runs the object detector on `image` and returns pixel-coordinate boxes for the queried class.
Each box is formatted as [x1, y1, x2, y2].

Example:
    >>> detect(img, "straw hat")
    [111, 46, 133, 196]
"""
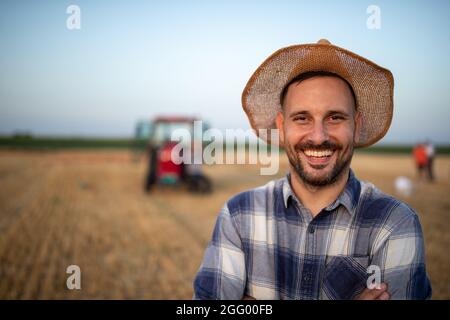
[241, 39, 394, 147]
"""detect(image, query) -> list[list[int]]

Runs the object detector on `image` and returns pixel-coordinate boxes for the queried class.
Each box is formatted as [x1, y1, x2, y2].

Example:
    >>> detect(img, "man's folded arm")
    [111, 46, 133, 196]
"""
[193, 204, 246, 300]
[371, 204, 432, 300]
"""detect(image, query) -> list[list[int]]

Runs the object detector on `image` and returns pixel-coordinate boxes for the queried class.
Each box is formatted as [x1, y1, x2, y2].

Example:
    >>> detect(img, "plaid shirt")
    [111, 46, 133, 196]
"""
[193, 169, 432, 300]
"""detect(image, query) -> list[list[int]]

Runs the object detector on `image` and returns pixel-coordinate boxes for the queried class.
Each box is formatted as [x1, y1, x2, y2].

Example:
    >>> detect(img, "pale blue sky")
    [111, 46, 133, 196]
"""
[1, 0, 449, 144]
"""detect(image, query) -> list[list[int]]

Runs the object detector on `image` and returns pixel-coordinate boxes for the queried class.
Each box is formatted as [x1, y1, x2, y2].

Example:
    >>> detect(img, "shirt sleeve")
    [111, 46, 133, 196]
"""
[371, 204, 432, 299]
[193, 203, 246, 300]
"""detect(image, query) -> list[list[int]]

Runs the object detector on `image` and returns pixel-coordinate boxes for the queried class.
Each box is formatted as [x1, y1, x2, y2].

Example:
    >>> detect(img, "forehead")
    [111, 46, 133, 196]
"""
[284, 76, 355, 115]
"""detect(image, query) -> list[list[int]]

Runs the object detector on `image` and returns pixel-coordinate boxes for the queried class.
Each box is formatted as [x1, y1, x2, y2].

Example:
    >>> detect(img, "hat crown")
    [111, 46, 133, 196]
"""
[317, 39, 331, 45]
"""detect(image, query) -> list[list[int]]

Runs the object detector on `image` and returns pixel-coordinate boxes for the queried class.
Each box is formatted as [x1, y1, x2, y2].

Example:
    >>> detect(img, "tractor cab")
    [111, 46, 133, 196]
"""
[137, 116, 212, 193]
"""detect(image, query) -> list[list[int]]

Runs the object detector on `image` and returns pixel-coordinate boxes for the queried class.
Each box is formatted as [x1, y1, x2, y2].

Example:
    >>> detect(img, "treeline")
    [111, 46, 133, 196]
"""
[0, 136, 449, 154]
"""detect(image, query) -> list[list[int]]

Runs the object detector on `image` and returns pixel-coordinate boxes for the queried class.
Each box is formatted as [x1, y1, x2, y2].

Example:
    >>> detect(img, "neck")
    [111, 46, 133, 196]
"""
[290, 167, 350, 217]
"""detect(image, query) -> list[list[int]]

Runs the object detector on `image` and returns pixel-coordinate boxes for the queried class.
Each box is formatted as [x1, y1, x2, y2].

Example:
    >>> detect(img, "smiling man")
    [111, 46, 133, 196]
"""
[193, 39, 432, 300]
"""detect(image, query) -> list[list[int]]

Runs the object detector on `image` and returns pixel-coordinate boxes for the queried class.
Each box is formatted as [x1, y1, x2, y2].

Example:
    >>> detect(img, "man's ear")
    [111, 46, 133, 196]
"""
[353, 111, 362, 145]
[275, 111, 285, 146]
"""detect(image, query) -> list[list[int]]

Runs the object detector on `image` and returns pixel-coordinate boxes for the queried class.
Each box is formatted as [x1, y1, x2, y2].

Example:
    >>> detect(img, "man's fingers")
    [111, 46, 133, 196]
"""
[357, 288, 383, 300]
[356, 283, 388, 300]
[377, 291, 390, 300]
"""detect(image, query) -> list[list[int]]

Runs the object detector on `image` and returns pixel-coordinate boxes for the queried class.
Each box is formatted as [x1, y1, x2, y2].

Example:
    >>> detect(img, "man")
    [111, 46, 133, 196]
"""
[193, 39, 432, 299]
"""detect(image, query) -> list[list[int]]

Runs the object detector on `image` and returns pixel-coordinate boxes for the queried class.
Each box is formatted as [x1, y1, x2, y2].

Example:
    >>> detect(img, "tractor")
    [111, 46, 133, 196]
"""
[135, 116, 212, 193]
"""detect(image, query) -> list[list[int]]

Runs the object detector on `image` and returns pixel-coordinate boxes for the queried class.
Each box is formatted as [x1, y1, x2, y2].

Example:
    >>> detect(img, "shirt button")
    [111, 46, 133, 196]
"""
[308, 225, 315, 234]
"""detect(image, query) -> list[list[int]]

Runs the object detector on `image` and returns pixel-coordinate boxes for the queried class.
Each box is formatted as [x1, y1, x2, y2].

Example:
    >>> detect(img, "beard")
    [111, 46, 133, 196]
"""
[285, 140, 353, 187]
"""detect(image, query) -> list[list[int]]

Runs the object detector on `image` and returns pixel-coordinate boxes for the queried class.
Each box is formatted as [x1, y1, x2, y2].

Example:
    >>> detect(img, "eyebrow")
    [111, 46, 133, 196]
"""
[289, 110, 352, 118]
[325, 110, 352, 118]
[288, 110, 310, 118]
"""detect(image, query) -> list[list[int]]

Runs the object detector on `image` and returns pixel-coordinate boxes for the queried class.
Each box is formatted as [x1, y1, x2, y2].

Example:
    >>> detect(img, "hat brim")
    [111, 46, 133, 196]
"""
[242, 42, 394, 147]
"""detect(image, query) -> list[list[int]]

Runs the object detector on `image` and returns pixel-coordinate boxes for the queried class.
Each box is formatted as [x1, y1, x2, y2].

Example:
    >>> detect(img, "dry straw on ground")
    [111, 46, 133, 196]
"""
[0, 150, 448, 299]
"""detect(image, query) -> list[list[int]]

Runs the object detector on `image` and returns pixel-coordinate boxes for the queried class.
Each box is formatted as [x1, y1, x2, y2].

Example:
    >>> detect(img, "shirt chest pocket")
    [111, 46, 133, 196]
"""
[323, 255, 370, 300]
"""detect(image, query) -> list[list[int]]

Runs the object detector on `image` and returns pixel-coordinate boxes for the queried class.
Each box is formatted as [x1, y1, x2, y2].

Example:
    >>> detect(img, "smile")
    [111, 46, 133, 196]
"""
[303, 149, 334, 157]
[301, 149, 336, 166]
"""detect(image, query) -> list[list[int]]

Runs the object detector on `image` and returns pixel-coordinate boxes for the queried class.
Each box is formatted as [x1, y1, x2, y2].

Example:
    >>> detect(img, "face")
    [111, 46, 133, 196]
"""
[276, 76, 360, 187]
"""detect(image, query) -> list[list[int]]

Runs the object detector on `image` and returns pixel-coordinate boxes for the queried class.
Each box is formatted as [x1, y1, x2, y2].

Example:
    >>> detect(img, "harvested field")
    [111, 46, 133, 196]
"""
[0, 149, 449, 299]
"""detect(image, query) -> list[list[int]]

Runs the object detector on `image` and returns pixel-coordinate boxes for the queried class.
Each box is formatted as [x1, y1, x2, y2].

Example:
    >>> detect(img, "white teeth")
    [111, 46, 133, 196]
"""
[303, 149, 333, 157]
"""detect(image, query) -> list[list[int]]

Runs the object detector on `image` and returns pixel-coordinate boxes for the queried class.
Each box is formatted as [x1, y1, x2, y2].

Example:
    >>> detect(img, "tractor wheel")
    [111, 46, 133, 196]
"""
[188, 175, 212, 194]
[145, 147, 158, 191]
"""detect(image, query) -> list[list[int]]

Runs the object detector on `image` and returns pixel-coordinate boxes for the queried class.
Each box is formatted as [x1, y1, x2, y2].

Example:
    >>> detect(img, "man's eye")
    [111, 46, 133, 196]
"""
[294, 116, 307, 122]
[329, 115, 344, 121]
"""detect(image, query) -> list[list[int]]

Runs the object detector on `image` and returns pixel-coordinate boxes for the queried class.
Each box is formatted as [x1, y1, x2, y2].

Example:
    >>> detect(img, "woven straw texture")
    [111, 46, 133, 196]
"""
[242, 40, 394, 147]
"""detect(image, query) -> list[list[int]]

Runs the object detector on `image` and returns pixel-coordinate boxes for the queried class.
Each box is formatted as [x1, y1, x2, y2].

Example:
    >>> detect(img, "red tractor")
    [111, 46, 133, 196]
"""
[135, 116, 212, 193]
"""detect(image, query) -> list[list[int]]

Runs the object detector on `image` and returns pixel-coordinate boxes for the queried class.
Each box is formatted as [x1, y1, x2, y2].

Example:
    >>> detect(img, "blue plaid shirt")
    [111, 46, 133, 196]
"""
[193, 169, 432, 300]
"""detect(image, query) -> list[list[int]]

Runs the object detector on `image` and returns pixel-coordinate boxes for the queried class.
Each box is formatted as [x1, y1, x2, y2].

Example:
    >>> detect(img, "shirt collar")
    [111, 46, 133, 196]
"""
[282, 169, 361, 215]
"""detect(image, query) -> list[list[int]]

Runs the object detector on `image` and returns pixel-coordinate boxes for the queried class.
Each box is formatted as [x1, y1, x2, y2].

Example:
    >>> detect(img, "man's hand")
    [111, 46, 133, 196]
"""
[241, 283, 391, 300]
[355, 283, 390, 300]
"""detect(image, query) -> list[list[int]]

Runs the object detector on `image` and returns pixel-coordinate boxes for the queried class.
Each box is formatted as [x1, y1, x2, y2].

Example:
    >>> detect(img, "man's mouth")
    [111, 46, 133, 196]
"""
[301, 148, 336, 166]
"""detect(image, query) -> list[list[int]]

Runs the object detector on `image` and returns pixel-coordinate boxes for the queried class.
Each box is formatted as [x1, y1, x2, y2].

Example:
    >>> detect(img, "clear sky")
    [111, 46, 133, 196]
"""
[1, 0, 449, 144]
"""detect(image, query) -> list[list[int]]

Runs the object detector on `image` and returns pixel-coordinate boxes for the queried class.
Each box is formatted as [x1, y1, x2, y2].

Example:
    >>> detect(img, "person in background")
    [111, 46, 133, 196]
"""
[413, 143, 428, 181]
[425, 140, 435, 182]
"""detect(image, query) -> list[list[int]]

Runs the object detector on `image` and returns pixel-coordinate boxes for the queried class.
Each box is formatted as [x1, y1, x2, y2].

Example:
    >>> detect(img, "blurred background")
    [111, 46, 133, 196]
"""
[0, 0, 449, 299]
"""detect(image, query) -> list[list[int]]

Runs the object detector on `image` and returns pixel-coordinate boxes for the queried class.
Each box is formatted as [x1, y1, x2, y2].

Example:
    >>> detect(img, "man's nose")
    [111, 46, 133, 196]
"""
[308, 121, 329, 145]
